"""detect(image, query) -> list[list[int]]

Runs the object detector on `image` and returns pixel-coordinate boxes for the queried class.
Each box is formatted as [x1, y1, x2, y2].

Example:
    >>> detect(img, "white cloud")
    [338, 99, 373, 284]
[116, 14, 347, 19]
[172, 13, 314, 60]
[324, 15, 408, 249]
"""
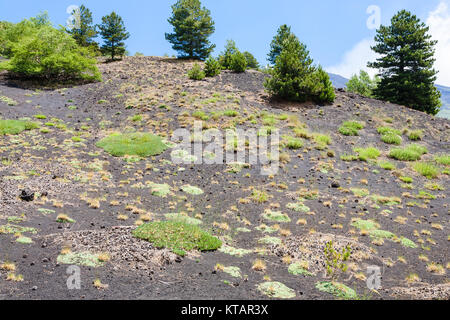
[325, 38, 378, 79]
[427, 1, 450, 87]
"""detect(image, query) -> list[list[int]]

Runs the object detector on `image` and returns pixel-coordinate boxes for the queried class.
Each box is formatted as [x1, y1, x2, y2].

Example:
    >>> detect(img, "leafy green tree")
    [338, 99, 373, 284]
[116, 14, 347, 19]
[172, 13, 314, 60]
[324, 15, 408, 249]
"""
[230, 51, 247, 73]
[368, 10, 441, 115]
[97, 12, 130, 60]
[267, 24, 293, 65]
[264, 34, 334, 103]
[346, 70, 379, 98]
[165, 0, 215, 60]
[0, 20, 101, 81]
[0, 13, 51, 58]
[204, 56, 221, 77]
[67, 5, 98, 48]
[218, 40, 238, 69]
[243, 51, 259, 70]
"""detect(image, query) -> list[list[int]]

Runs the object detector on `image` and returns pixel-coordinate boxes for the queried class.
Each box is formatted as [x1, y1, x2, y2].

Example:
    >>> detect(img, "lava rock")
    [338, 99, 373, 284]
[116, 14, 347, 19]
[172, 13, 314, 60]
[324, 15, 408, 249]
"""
[19, 190, 35, 202]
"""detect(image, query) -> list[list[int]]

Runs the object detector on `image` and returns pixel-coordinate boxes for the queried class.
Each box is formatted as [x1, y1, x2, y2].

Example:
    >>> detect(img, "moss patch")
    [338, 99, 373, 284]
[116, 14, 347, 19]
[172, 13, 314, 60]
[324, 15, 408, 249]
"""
[57, 252, 105, 268]
[257, 281, 296, 299]
[288, 263, 313, 276]
[315, 281, 358, 300]
[181, 185, 204, 195]
[262, 210, 291, 223]
[165, 213, 202, 225]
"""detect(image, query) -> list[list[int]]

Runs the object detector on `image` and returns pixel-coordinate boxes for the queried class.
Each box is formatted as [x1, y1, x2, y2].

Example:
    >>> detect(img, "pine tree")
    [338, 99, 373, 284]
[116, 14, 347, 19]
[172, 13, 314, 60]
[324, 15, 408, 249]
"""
[243, 51, 260, 70]
[368, 10, 441, 115]
[218, 40, 238, 69]
[267, 24, 293, 65]
[165, 0, 215, 60]
[97, 12, 130, 60]
[67, 5, 97, 47]
[264, 34, 334, 103]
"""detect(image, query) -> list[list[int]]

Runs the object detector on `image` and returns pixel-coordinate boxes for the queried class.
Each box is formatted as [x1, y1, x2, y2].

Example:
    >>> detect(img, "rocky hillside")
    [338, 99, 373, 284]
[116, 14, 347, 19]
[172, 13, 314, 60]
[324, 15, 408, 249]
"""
[0, 57, 449, 300]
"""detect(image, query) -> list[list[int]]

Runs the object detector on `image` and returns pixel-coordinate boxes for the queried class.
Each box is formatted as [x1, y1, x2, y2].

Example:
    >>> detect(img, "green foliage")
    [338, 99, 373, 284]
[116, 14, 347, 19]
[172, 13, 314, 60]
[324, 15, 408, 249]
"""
[434, 154, 450, 166]
[230, 51, 247, 73]
[378, 161, 396, 170]
[323, 241, 351, 280]
[243, 51, 260, 69]
[0, 120, 39, 135]
[368, 10, 442, 115]
[66, 5, 98, 48]
[339, 121, 364, 136]
[187, 63, 205, 80]
[283, 136, 304, 149]
[413, 162, 439, 179]
[0, 16, 101, 81]
[264, 34, 334, 103]
[346, 70, 379, 98]
[381, 132, 402, 145]
[204, 56, 221, 77]
[316, 281, 358, 300]
[267, 24, 293, 65]
[165, 0, 215, 60]
[218, 40, 237, 69]
[97, 11, 130, 60]
[408, 130, 423, 141]
[96, 132, 168, 157]
[354, 147, 381, 161]
[389, 144, 428, 161]
[132, 221, 222, 256]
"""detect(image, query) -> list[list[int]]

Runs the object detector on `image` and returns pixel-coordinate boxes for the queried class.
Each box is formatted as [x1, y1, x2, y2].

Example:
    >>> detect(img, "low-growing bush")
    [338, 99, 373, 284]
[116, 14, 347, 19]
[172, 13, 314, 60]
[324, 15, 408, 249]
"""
[230, 51, 247, 73]
[204, 56, 221, 77]
[187, 63, 205, 80]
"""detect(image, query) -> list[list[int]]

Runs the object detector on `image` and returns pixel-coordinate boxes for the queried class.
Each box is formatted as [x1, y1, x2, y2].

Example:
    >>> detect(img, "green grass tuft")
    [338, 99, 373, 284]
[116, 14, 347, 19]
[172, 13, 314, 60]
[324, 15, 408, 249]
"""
[413, 162, 439, 179]
[354, 147, 381, 161]
[0, 120, 39, 135]
[389, 144, 427, 161]
[339, 121, 364, 136]
[96, 132, 168, 157]
[132, 221, 222, 256]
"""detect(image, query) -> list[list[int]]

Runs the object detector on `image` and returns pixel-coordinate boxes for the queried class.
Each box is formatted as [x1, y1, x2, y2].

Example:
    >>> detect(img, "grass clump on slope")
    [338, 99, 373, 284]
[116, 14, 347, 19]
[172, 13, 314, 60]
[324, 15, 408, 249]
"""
[0, 120, 39, 135]
[96, 132, 168, 157]
[132, 221, 222, 256]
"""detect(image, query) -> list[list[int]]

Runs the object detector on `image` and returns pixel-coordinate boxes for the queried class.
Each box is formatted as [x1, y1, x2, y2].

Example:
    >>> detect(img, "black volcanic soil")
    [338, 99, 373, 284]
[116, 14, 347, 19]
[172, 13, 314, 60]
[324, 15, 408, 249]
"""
[0, 57, 449, 300]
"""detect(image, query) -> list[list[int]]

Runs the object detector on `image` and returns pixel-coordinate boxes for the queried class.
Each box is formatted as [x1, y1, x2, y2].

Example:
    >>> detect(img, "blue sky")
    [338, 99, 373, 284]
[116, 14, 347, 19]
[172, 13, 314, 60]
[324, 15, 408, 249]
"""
[1, 0, 449, 85]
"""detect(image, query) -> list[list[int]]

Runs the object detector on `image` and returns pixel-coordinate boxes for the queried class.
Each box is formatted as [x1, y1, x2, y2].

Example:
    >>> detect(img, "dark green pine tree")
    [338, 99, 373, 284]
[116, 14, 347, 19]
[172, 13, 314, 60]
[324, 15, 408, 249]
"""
[267, 24, 293, 65]
[97, 12, 130, 60]
[165, 0, 215, 60]
[368, 10, 441, 115]
[66, 5, 97, 47]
